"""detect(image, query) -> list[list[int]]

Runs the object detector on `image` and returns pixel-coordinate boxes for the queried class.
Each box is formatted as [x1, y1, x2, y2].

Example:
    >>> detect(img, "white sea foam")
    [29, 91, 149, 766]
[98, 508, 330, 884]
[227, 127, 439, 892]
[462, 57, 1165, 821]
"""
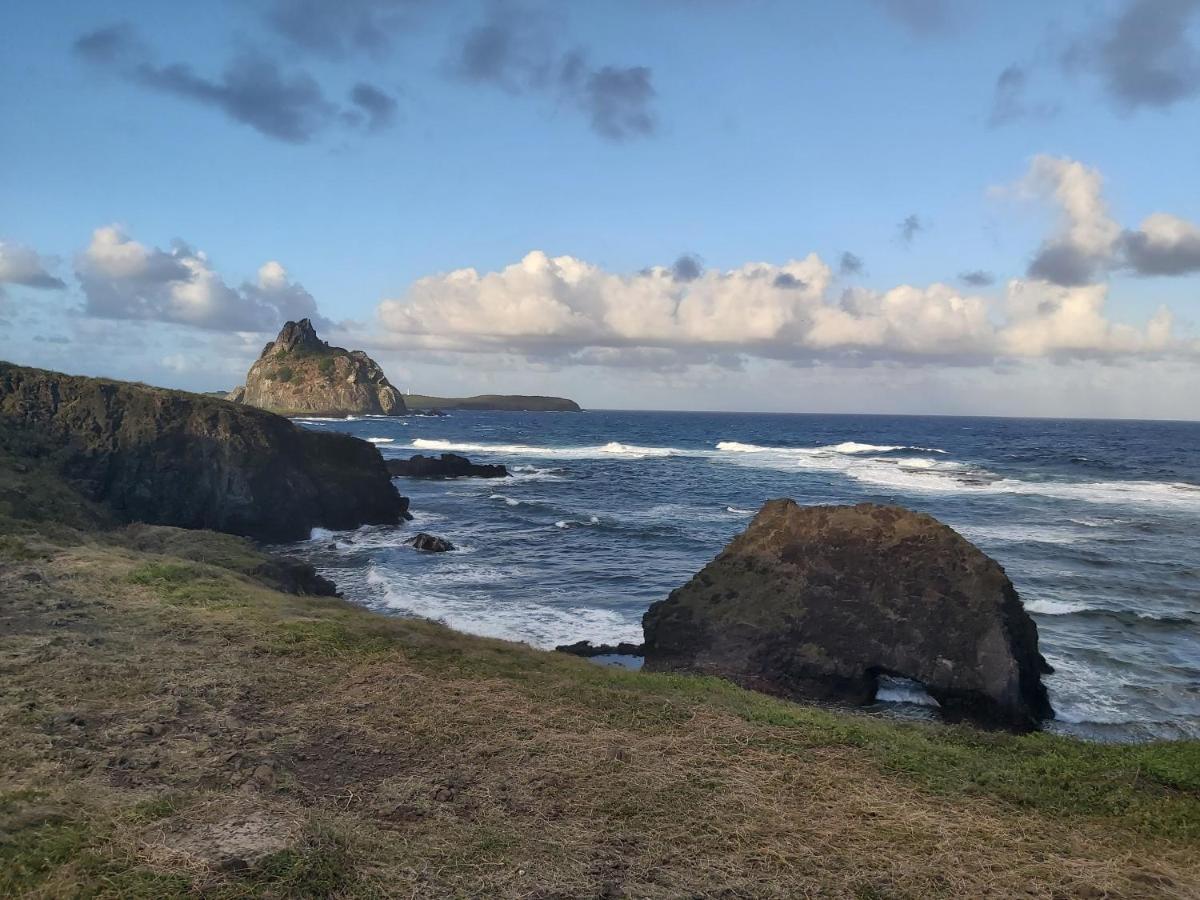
[959, 524, 1084, 545]
[489, 493, 522, 507]
[714, 439, 1200, 509]
[366, 437, 394, 444]
[1024, 599, 1093, 616]
[409, 438, 684, 460]
[875, 676, 940, 707]
[364, 564, 642, 648]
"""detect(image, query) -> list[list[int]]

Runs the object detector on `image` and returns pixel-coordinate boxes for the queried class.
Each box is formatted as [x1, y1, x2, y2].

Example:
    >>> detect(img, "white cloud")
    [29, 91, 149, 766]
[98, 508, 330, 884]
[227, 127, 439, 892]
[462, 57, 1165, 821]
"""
[1123, 212, 1200, 275]
[1006, 154, 1200, 281]
[372, 249, 1189, 368]
[75, 225, 328, 332]
[0, 241, 66, 305]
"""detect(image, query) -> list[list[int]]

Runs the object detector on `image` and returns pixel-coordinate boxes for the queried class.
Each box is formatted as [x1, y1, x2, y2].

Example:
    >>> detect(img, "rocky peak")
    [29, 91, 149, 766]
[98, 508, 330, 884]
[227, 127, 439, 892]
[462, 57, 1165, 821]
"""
[264, 318, 328, 358]
[230, 319, 405, 417]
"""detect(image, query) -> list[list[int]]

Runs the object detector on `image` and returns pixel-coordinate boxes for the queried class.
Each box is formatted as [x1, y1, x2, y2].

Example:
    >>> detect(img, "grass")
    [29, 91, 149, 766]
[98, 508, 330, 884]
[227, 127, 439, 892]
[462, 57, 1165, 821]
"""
[0, 451, 1197, 895]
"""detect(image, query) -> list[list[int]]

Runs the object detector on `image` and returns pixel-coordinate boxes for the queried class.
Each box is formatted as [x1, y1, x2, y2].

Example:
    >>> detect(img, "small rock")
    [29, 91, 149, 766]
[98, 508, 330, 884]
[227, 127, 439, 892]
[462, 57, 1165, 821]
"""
[251, 765, 275, 786]
[406, 533, 455, 553]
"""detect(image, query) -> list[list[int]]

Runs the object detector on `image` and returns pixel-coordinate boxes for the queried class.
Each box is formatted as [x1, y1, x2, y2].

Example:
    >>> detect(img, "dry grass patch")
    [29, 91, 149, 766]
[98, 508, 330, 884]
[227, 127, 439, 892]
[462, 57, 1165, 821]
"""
[0, 533, 1197, 898]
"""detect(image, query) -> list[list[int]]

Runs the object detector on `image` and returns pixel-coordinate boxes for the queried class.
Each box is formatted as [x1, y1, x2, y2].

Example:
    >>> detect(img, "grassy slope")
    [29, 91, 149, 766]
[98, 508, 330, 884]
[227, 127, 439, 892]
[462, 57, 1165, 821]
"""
[1, 442, 1198, 898]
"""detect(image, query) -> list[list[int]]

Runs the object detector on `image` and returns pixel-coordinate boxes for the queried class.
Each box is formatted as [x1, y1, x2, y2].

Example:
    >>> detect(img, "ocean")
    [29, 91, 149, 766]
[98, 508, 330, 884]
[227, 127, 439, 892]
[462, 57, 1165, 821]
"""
[287, 410, 1200, 742]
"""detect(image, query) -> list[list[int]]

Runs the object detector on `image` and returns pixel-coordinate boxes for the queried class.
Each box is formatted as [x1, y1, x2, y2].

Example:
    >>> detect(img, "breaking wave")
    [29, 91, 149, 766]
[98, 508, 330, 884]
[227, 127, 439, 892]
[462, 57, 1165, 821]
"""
[410, 438, 683, 459]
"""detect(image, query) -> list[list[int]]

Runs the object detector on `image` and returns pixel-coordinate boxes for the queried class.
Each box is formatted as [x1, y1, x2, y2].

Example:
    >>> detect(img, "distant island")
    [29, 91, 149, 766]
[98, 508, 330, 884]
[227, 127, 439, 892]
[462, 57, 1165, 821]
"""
[404, 393, 581, 412]
[227, 320, 579, 416]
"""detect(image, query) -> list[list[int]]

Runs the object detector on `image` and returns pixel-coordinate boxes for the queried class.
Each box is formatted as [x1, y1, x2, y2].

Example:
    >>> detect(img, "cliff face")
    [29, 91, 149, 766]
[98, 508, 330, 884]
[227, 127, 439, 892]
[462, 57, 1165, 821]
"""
[229, 319, 405, 417]
[0, 361, 406, 542]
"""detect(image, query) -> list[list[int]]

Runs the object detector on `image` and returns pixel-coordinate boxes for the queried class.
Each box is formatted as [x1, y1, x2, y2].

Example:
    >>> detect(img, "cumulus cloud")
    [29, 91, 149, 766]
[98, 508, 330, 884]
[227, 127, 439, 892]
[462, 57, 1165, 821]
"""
[1008, 154, 1200, 281]
[75, 226, 328, 332]
[1064, 0, 1200, 111]
[449, 4, 656, 141]
[372, 250, 1186, 368]
[0, 242, 67, 295]
[73, 24, 396, 143]
[999, 279, 1174, 358]
[1122, 213, 1200, 275]
[1012, 155, 1121, 286]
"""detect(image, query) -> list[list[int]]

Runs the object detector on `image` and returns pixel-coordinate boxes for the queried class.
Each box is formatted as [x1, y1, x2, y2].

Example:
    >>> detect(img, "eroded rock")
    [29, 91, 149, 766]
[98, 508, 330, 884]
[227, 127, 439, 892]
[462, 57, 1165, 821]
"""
[229, 319, 405, 418]
[642, 500, 1053, 730]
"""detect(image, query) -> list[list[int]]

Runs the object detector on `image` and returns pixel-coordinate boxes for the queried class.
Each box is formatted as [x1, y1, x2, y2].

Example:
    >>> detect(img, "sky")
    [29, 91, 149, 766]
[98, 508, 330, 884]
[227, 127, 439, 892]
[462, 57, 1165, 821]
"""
[2, 0, 1199, 419]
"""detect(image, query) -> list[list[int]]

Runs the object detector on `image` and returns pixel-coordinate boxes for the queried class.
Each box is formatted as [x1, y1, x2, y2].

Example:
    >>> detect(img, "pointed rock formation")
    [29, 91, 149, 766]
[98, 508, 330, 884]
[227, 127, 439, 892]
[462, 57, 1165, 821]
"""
[229, 319, 405, 417]
[642, 500, 1054, 730]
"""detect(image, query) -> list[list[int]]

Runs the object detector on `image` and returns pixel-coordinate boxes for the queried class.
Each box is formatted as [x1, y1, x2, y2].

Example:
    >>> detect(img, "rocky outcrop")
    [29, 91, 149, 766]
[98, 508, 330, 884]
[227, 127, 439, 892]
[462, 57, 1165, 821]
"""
[386, 453, 508, 479]
[403, 394, 580, 412]
[555, 640, 645, 658]
[406, 532, 454, 552]
[0, 361, 407, 542]
[643, 500, 1053, 730]
[229, 319, 405, 417]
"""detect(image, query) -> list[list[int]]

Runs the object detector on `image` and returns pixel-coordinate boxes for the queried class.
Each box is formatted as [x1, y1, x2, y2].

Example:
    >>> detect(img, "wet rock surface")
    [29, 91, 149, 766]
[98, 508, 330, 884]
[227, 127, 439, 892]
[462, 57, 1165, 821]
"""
[643, 500, 1053, 730]
[406, 532, 455, 552]
[386, 453, 508, 479]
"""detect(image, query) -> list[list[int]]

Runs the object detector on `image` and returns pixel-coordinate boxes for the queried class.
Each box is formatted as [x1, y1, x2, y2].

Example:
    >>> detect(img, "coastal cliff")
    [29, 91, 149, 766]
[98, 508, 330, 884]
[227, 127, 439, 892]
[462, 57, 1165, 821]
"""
[0, 361, 405, 541]
[0, 375, 1196, 897]
[229, 319, 405, 417]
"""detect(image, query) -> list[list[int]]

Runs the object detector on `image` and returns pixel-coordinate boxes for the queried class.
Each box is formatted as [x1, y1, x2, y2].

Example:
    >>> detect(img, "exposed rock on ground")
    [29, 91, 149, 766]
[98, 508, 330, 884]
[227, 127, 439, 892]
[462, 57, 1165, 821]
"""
[386, 453, 508, 479]
[229, 319, 405, 417]
[406, 532, 454, 552]
[0, 361, 406, 542]
[643, 500, 1054, 730]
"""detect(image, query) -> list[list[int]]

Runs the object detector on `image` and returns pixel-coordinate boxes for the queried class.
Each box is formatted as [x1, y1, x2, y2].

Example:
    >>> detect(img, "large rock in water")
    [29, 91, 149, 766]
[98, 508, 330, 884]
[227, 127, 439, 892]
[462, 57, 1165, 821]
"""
[386, 453, 508, 479]
[642, 500, 1053, 730]
[0, 361, 407, 542]
[228, 319, 405, 417]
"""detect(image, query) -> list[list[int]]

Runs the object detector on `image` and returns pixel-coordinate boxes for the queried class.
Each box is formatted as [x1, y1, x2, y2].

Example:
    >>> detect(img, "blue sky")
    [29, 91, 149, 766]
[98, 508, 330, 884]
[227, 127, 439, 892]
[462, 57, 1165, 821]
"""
[2, 0, 1199, 417]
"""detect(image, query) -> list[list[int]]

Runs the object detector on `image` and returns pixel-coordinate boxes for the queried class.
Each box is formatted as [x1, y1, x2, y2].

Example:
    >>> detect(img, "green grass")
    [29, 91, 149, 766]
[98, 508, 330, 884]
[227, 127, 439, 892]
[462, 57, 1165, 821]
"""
[249, 596, 1200, 840]
[245, 824, 356, 899]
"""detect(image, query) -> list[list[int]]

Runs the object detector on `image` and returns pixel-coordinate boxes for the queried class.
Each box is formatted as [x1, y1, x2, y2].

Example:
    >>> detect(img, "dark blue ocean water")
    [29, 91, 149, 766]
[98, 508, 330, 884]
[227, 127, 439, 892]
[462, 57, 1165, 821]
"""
[289, 410, 1200, 742]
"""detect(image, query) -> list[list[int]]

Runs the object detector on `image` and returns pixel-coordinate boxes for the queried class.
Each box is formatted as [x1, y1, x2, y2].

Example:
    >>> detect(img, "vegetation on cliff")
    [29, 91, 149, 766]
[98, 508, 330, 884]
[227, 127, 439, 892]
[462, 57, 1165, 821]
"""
[1, 426, 1197, 898]
[229, 319, 406, 417]
[0, 361, 405, 541]
[404, 393, 581, 412]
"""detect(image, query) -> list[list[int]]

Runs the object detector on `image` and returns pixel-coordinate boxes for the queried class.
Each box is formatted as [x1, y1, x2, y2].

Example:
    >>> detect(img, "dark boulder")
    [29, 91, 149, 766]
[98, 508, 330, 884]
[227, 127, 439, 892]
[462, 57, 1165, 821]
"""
[642, 500, 1053, 730]
[386, 453, 508, 479]
[0, 362, 406, 542]
[406, 532, 455, 552]
[555, 640, 645, 658]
